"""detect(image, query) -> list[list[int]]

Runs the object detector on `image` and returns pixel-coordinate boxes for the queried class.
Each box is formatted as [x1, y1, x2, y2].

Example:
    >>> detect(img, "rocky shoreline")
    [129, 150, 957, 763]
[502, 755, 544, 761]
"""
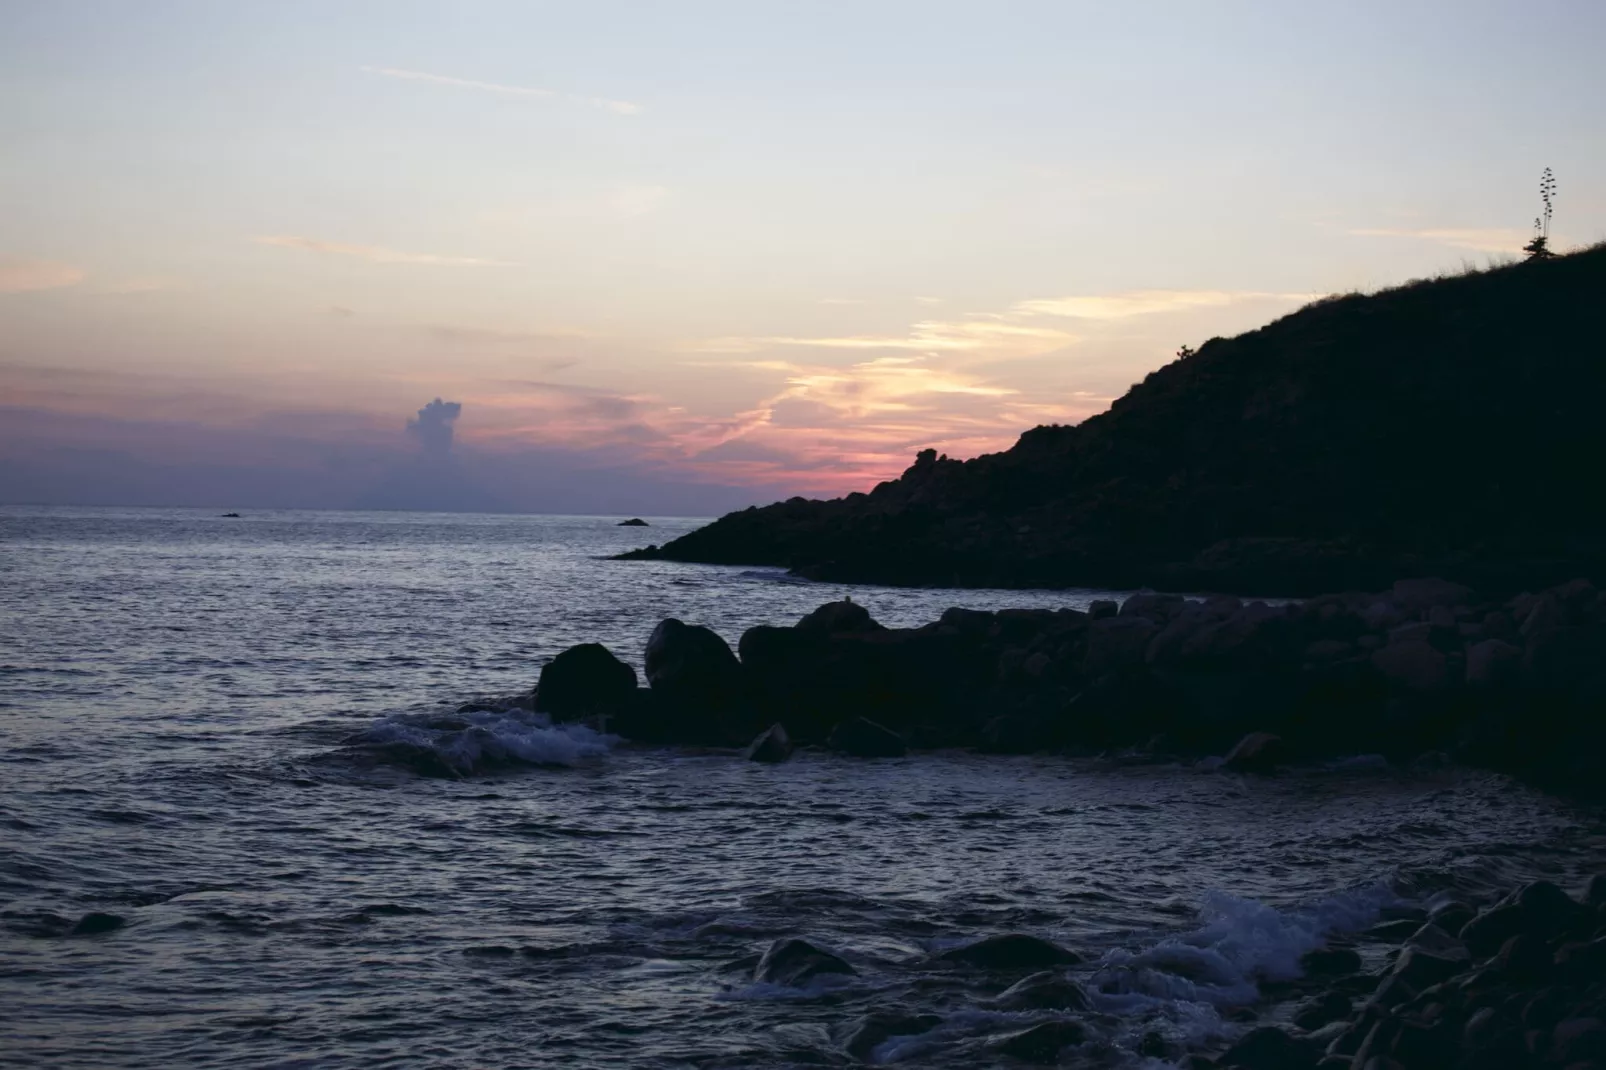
[524, 575, 1604, 799]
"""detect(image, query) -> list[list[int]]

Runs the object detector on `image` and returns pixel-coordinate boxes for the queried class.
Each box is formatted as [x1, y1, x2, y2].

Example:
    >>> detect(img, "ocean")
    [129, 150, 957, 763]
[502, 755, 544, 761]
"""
[2, 506, 1602, 1068]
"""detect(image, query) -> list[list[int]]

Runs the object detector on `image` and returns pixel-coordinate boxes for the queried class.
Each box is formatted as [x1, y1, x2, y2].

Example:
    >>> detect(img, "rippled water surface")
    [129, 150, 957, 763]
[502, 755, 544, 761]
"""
[3, 507, 1603, 1068]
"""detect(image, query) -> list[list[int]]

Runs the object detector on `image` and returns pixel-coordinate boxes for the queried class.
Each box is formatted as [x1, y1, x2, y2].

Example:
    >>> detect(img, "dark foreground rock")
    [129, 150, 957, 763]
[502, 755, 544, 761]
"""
[827, 717, 907, 758]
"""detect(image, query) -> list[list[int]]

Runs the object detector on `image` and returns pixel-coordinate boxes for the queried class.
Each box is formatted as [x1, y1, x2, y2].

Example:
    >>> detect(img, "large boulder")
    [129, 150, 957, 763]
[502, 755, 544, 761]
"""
[533, 643, 637, 721]
[985, 970, 1091, 1011]
[643, 618, 749, 742]
[1370, 639, 1449, 692]
[1084, 615, 1159, 677]
[1466, 638, 1521, 686]
[796, 599, 883, 635]
[754, 937, 855, 986]
[826, 717, 906, 758]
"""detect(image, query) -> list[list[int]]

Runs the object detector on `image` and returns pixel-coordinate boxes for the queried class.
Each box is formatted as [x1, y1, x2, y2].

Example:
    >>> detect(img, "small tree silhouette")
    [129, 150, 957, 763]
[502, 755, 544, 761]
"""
[1523, 167, 1557, 260]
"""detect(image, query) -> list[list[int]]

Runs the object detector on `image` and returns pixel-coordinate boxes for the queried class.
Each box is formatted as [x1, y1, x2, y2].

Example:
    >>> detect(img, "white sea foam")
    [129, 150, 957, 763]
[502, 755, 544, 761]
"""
[351, 710, 617, 774]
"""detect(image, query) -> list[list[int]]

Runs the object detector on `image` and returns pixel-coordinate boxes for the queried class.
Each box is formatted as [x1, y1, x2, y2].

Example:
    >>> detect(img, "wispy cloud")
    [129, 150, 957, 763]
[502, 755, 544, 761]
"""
[1348, 226, 1529, 254]
[253, 235, 516, 267]
[693, 318, 1077, 355]
[360, 65, 641, 115]
[1012, 290, 1309, 320]
[0, 259, 85, 293]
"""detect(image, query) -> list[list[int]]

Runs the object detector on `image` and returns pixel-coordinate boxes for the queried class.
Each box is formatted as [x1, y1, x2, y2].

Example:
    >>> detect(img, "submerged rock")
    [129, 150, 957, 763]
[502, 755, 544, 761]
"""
[985, 970, 1091, 1011]
[753, 937, 855, 987]
[743, 723, 793, 763]
[826, 717, 906, 758]
[986, 1020, 1087, 1063]
[533, 643, 637, 721]
[937, 933, 1082, 969]
[70, 912, 126, 936]
[842, 1012, 942, 1061]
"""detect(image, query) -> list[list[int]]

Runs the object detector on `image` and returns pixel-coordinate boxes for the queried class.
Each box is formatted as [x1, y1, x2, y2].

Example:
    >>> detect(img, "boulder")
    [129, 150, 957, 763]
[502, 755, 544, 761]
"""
[986, 971, 1092, 1012]
[1465, 639, 1521, 686]
[796, 599, 883, 635]
[1223, 731, 1286, 774]
[743, 723, 793, 763]
[1389, 577, 1474, 616]
[1088, 599, 1118, 620]
[1551, 1018, 1606, 1065]
[1390, 946, 1465, 989]
[754, 937, 855, 986]
[1370, 639, 1449, 692]
[1299, 945, 1363, 977]
[937, 933, 1081, 969]
[1215, 1026, 1322, 1069]
[1083, 615, 1159, 676]
[986, 1020, 1087, 1063]
[1292, 990, 1353, 1030]
[843, 1012, 941, 1061]
[1121, 592, 1185, 620]
[533, 643, 638, 720]
[643, 619, 748, 740]
[826, 717, 906, 758]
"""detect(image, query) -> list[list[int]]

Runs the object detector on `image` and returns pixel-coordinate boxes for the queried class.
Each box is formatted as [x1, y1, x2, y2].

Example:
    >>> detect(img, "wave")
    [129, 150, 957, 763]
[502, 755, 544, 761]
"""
[339, 709, 617, 776]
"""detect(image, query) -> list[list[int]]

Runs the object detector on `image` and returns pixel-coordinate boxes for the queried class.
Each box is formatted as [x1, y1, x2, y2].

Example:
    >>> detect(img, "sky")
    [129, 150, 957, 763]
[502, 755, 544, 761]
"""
[2, 0, 1603, 514]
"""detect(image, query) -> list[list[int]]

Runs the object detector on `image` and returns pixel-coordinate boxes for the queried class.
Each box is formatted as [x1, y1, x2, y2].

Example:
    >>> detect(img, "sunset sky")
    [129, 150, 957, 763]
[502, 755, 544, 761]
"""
[3, 1, 1603, 513]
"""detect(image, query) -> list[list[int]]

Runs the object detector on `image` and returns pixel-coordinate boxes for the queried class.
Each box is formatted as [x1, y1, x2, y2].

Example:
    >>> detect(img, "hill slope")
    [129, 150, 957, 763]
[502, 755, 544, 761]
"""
[625, 246, 1606, 595]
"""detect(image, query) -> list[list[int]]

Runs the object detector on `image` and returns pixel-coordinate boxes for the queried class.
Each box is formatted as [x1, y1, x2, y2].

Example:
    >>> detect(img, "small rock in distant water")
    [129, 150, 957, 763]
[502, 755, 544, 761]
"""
[826, 717, 906, 758]
[219, 512, 241, 518]
[937, 933, 1081, 969]
[617, 518, 649, 526]
[753, 937, 855, 986]
[743, 723, 793, 763]
[70, 912, 127, 936]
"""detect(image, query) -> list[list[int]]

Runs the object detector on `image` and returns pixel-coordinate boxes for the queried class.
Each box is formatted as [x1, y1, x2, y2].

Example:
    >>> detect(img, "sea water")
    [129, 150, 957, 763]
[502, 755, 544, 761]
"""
[2, 507, 1602, 1067]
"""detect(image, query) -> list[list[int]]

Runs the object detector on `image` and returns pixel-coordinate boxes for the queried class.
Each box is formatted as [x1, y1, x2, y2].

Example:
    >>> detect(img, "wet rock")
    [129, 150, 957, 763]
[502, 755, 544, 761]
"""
[1370, 639, 1448, 692]
[1216, 1025, 1322, 1069]
[1460, 904, 1526, 959]
[1223, 731, 1286, 774]
[1088, 599, 1118, 620]
[1405, 922, 1468, 960]
[1083, 615, 1159, 676]
[1427, 899, 1476, 936]
[986, 970, 1091, 1011]
[534, 643, 638, 721]
[1391, 946, 1465, 989]
[1552, 1018, 1606, 1064]
[1491, 933, 1553, 981]
[1300, 945, 1363, 977]
[1293, 990, 1354, 1030]
[827, 717, 906, 758]
[987, 1020, 1087, 1063]
[937, 933, 1082, 969]
[743, 723, 793, 763]
[1556, 936, 1606, 982]
[1585, 874, 1606, 909]
[796, 599, 882, 636]
[1466, 639, 1521, 686]
[753, 938, 855, 987]
[841, 1012, 939, 1061]
[643, 618, 748, 741]
[70, 912, 126, 936]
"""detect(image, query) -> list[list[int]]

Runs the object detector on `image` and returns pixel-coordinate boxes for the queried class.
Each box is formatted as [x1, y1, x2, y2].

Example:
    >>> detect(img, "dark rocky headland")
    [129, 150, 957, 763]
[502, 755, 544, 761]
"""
[621, 245, 1606, 596]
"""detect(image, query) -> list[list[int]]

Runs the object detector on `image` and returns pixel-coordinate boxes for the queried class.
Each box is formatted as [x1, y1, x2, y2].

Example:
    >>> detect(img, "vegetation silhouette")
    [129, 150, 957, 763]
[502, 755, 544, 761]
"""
[1523, 167, 1558, 260]
[623, 243, 1606, 595]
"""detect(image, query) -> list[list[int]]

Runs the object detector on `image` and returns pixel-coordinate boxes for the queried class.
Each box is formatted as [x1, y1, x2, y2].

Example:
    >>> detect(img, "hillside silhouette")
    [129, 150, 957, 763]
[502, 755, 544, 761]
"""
[625, 244, 1606, 595]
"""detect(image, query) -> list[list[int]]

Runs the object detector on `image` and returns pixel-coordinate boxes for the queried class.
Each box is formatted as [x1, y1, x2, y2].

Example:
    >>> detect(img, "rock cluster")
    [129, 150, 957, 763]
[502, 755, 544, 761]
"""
[536, 576, 1606, 796]
[1197, 878, 1606, 1069]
